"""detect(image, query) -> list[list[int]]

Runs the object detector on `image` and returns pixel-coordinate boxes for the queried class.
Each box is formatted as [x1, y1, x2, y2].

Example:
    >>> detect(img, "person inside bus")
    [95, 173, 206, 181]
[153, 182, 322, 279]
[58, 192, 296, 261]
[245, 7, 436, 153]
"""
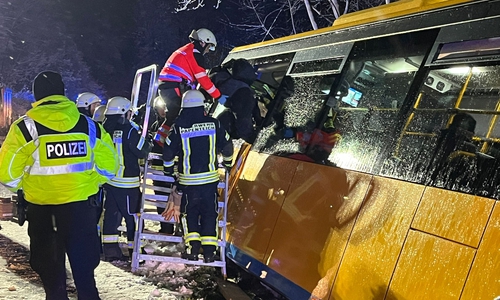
[210, 58, 260, 143]
[427, 112, 478, 188]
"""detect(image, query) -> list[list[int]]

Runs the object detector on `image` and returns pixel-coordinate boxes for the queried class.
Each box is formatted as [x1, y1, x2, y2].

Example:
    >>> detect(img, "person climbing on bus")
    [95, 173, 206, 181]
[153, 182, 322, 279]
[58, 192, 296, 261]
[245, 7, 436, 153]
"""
[155, 28, 222, 147]
[210, 58, 261, 143]
[76, 92, 102, 118]
[162, 90, 233, 263]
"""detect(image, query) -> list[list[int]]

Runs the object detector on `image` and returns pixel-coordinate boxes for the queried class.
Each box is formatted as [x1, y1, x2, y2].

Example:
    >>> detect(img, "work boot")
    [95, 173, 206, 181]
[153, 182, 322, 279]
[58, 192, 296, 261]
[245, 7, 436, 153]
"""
[181, 252, 199, 261]
[103, 243, 128, 262]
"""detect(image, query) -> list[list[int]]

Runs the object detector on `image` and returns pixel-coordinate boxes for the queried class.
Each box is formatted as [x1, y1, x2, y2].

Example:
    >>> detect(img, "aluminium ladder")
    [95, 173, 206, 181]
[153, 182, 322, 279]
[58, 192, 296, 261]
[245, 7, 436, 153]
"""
[131, 153, 230, 277]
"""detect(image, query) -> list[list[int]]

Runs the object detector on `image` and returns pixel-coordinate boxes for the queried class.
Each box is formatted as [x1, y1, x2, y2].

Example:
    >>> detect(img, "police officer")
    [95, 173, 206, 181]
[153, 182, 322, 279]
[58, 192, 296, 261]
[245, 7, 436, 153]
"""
[101, 97, 152, 261]
[76, 92, 102, 117]
[155, 28, 222, 145]
[0, 71, 118, 300]
[162, 90, 233, 263]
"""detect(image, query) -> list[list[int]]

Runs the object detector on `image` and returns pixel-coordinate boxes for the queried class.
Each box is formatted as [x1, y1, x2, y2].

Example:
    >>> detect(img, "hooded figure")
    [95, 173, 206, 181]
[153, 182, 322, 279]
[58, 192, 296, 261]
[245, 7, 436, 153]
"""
[210, 58, 260, 143]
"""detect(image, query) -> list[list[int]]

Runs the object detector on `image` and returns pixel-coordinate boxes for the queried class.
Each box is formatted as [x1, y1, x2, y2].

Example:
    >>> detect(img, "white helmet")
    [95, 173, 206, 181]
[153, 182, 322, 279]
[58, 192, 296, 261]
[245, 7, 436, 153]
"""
[189, 28, 217, 51]
[105, 96, 131, 115]
[181, 90, 205, 108]
[76, 92, 101, 108]
[154, 96, 167, 111]
[92, 105, 106, 123]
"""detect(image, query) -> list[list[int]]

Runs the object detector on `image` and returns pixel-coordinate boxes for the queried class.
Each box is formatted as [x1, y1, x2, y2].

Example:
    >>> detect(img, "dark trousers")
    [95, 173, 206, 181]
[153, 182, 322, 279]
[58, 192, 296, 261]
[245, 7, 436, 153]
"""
[153, 179, 174, 234]
[102, 186, 140, 257]
[27, 200, 101, 300]
[158, 88, 181, 127]
[181, 182, 219, 255]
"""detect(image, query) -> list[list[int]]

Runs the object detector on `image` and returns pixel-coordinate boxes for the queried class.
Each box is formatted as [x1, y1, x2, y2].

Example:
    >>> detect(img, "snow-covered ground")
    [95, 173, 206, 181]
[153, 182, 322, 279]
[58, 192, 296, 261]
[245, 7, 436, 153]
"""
[0, 185, 224, 300]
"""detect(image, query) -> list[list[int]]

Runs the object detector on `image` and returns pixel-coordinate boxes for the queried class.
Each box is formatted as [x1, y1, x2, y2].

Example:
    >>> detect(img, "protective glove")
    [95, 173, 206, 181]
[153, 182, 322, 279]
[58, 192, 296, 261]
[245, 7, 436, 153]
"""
[218, 94, 228, 106]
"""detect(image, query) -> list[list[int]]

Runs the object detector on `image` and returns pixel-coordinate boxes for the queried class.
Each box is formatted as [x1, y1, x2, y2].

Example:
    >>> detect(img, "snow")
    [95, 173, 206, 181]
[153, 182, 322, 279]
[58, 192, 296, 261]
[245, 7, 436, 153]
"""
[0, 186, 222, 300]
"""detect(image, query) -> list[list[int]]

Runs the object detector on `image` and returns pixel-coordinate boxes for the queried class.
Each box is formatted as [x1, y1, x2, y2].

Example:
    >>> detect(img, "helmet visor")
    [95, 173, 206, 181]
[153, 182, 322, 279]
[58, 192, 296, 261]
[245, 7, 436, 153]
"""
[208, 43, 216, 51]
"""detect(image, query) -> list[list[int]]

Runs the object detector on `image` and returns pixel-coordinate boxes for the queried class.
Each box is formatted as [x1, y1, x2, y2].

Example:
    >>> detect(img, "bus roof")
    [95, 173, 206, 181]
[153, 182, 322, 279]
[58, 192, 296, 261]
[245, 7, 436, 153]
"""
[229, 0, 473, 54]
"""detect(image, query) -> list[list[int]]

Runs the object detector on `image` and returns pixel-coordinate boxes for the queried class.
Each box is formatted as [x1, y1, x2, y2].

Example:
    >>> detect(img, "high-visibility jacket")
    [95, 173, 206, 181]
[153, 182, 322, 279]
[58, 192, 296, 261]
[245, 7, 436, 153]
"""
[163, 107, 233, 186]
[159, 43, 221, 99]
[0, 95, 118, 205]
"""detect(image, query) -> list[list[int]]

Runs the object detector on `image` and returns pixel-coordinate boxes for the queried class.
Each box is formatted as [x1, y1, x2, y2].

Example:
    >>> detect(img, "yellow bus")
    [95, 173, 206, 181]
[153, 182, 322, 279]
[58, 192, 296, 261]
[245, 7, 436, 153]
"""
[222, 0, 500, 299]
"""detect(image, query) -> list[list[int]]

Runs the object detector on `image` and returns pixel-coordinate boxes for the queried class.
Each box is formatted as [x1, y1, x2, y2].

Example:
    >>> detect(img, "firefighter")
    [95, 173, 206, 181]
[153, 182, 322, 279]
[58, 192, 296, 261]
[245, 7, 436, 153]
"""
[155, 28, 222, 146]
[162, 90, 233, 263]
[0, 71, 118, 300]
[76, 92, 102, 117]
[92, 105, 106, 123]
[101, 97, 152, 261]
[210, 58, 260, 143]
[150, 97, 175, 234]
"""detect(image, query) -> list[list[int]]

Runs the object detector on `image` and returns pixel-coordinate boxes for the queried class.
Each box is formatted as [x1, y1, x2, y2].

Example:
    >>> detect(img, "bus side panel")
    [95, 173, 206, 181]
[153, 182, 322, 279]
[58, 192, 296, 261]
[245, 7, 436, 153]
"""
[226, 151, 299, 262]
[412, 187, 495, 248]
[330, 177, 424, 299]
[461, 203, 500, 299]
[389, 230, 475, 299]
[263, 161, 372, 298]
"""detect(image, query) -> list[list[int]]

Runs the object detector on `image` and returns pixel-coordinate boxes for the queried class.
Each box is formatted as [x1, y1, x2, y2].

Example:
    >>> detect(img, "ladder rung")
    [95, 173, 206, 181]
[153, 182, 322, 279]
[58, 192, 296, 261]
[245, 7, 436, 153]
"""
[144, 200, 166, 209]
[218, 201, 225, 208]
[148, 153, 162, 161]
[137, 254, 226, 268]
[217, 182, 225, 189]
[143, 194, 169, 201]
[140, 213, 175, 223]
[139, 233, 182, 243]
[143, 184, 172, 193]
[145, 174, 175, 182]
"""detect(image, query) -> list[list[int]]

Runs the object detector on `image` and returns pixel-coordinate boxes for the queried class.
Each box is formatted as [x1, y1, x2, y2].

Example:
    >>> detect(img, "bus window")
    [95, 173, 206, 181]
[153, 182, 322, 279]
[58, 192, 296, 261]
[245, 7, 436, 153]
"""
[328, 31, 435, 173]
[253, 74, 340, 164]
[389, 65, 500, 198]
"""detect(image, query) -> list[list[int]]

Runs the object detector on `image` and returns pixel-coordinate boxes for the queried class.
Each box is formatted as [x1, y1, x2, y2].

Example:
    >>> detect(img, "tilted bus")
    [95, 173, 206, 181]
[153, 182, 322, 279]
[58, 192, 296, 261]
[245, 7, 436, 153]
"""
[221, 0, 500, 299]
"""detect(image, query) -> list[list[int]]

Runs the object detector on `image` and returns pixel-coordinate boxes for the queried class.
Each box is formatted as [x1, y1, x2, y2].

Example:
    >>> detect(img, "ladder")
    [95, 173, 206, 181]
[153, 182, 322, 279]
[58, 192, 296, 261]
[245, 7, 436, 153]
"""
[131, 153, 230, 277]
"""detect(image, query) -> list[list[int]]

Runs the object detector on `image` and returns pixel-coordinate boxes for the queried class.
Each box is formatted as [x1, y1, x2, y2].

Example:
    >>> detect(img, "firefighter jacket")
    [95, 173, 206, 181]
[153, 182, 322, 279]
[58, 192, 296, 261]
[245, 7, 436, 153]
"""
[159, 43, 221, 99]
[0, 95, 118, 205]
[163, 107, 233, 186]
[107, 120, 150, 188]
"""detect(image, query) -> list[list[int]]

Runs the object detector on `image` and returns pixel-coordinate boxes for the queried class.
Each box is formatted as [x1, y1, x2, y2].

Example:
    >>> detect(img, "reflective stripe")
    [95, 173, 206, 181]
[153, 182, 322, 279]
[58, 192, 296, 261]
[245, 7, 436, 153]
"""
[165, 62, 193, 82]
[109, 176, 140, 188]
[164, 160, 175, 168]
[185, 232, 201, 243]
[201, 236, 218, 246]
[95, 166, 115, 179]
[3, 178, 21, 189]
[29, 162, 94, 175]
[130, 121, 140, 130]
[179, 171, 219, 185]
[175, 49, 186, 55]
[206, 85, 216, 94]
[194, 71, 207, 79]
[137, 136, 145, 150]
[209, 135, 215, 172]
[102, 235, 119, 243]
[165, 136, 171, 146]
[85, 116, 96, 149]
[158, 74, 183, 82]
[23, 117, 39, 141]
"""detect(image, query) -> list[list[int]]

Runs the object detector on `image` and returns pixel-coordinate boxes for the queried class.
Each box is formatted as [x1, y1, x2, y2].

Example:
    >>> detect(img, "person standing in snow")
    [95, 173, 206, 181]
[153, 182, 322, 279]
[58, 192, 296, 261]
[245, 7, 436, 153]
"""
[101, 97, 152, 261]
[155, 28, 223, 146]
[0, 71, 118, 300]
[162, 90, 233, 263]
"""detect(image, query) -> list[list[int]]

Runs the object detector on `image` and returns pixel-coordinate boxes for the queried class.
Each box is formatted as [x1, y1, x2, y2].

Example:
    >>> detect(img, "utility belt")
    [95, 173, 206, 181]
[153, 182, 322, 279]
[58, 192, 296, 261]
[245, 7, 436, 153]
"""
[14, 188, 103, 226]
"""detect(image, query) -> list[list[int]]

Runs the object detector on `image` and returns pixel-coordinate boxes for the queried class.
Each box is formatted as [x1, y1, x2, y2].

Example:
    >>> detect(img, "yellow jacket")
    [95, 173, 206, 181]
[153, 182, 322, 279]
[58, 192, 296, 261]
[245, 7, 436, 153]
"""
[0, 95, 118, 205]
